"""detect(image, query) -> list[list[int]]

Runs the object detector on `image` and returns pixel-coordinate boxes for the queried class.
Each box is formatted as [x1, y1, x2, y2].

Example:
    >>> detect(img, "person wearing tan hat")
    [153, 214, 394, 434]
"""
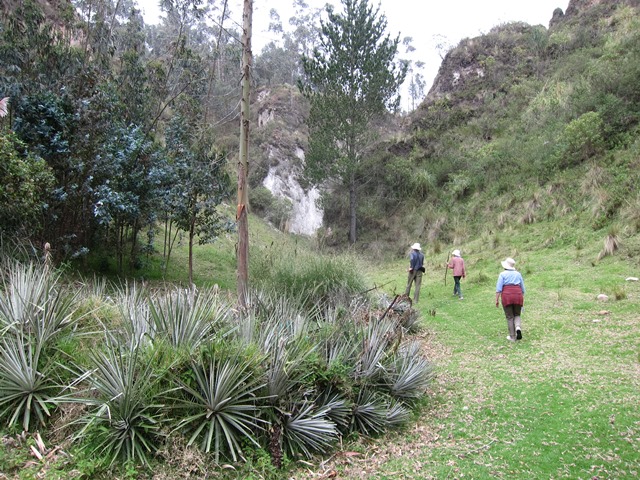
[405, 242, 425, 302]
[447, 249, 466, 299]
[495, 257, 526, 341]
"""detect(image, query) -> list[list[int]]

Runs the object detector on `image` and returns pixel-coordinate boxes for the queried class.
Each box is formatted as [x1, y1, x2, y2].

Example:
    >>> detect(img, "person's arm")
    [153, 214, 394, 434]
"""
[496, 274, 503, 307]
[496, 291, 501, 307]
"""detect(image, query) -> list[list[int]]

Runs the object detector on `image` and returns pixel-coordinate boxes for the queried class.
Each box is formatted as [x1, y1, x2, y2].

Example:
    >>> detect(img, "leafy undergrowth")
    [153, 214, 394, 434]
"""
[292, 221, 640, 479]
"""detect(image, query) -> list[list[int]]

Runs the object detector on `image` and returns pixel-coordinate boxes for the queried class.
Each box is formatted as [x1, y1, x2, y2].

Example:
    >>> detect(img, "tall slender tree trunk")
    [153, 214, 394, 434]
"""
[349, 172, 357, 244]
[188, 218, 195, 287]
[237, 0, 253, 309]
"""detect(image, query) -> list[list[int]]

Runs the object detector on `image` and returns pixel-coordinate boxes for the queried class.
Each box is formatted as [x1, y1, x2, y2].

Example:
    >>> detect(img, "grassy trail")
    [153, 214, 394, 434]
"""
[308, 242, 640, 479]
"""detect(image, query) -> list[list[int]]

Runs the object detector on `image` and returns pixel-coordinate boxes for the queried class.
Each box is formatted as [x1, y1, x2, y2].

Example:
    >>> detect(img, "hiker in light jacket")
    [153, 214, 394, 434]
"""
[495, 257, 525, 342]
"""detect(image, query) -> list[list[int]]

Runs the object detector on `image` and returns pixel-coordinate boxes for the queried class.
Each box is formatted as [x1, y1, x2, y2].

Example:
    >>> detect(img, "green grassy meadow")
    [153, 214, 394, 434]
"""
[305, 222, 640, 479]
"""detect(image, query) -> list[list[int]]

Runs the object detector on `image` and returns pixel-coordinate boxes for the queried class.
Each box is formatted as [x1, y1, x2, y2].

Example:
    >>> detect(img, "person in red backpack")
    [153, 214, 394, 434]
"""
[495, 257, 526, 342]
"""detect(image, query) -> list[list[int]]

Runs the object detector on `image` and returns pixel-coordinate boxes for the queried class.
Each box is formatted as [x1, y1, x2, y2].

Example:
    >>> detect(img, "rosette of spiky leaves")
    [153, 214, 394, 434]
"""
[115, 282, 152, 348]
[384, 340, 434, 401]
[350, 389, 390, 436]
[0, 332, 60, 431]
[317, 306, 360, 375]
[75, 342, 166, 468]
[235, 289, 317, 402]
[0, 260, 78, 346]
[172, 353, 267, 462]
[316, 391, 352, 433]
[235, 289, 313, 349]
[355, 318, 397, 382]
[149, 287, 230, 352]
[385, 399, 411, 429]
[280, 400, 338, 459]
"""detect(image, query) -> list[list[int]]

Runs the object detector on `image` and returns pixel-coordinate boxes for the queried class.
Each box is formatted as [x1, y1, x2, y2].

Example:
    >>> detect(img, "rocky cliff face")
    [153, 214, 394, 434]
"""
[252, 85, 323, 236]
[421, 21, 546, 111]
[421, 0, 640, 108]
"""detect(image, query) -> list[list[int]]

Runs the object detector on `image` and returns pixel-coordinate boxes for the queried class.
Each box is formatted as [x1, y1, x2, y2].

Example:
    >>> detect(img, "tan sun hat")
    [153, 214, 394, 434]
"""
[501, 257, 516, 270]
[411, 243, 421, 251]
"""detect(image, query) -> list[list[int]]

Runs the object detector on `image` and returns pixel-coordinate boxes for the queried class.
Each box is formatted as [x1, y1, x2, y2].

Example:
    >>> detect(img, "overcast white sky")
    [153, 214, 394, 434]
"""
[138, 0, 570, 104]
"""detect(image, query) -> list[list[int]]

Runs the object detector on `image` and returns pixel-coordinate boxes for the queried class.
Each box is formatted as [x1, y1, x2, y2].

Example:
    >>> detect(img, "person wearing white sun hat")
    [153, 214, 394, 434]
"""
[495, 257, 526, 342]
[447, 249, 466, 299]
[405, 242, 425, 302]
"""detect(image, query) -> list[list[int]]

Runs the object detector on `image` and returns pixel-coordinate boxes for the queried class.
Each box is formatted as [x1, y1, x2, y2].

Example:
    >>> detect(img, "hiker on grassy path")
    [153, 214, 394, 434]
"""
[447, 249, 466, 299]
[495, 257, 525, 342]
[405, 242, 425, 302]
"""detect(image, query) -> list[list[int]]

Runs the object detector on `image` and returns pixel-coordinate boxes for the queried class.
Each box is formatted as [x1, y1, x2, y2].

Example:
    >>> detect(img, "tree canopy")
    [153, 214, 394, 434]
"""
[300, 0, 406, 243]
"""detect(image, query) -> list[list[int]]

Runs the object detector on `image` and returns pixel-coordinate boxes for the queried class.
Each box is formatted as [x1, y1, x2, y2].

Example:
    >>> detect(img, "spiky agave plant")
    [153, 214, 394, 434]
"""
[349, 388, 391, 436]
[0, 260, 79, 431]
[114, 282, 152, 348]
[149, 287, 231, 352]
[355, 317, 397, 382]
[279, 400, 338, 459]
[74, 341, 167, 468]
[0, 332, 60, 431]
[383, 340, 434, 401]
[0, 260, 77, 345]
[171, 353, 267, 462]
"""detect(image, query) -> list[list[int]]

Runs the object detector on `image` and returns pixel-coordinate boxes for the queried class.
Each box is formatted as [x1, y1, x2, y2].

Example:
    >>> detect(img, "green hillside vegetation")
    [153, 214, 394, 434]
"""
[320, 1, 640, 256]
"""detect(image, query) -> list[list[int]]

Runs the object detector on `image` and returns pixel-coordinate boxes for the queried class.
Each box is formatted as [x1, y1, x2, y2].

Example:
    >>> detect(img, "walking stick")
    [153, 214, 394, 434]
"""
[444, 252, 450, 286]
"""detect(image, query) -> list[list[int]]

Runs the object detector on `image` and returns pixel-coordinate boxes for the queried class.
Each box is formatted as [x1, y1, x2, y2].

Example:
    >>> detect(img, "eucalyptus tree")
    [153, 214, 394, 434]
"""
[165, 113, 233, 286]
[300, 0, 406, 244]
[254, 0, 323, 86]
[1, 0, 164, 262]
[0, 131, 54, 235]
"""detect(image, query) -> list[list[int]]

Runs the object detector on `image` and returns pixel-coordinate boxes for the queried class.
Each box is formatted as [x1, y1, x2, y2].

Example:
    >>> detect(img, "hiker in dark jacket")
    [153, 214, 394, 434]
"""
[405, 242, 425, 302]
[495, 257, 526, 342]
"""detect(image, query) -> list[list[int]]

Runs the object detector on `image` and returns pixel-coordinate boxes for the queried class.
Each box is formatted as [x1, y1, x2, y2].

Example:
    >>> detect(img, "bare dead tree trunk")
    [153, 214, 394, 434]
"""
[237, 0, 252, 309]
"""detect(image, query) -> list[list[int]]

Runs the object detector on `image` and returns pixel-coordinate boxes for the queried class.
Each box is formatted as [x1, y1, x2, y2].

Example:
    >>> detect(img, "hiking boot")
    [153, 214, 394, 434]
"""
[516, 329, 522, 340]
[506, 336, 515, 342]
[459, 296, 463, 300]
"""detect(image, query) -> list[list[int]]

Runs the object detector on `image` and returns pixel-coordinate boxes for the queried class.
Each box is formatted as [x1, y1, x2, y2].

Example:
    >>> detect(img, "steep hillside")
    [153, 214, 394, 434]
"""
[322, 0, 640, 259]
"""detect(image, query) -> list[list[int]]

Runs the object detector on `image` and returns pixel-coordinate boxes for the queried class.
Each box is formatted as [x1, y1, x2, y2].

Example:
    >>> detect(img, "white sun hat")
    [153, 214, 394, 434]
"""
[411, 243, 421, 251]
[501, 257, 516, 270]
[452, 249, 461, 257]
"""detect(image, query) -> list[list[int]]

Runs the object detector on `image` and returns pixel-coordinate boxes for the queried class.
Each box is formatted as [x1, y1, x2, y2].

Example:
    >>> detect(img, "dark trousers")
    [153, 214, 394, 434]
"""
[453, 276, 462, 297]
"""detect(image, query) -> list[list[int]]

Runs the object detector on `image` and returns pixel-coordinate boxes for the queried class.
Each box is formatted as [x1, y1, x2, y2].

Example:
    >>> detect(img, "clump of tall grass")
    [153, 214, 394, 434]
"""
[597, 226, 621, 260]
[621, 194, 640, 233]
[611, 285, 626, 301]
[249, 245, 367, 309]
[520, 191, 542, 225]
